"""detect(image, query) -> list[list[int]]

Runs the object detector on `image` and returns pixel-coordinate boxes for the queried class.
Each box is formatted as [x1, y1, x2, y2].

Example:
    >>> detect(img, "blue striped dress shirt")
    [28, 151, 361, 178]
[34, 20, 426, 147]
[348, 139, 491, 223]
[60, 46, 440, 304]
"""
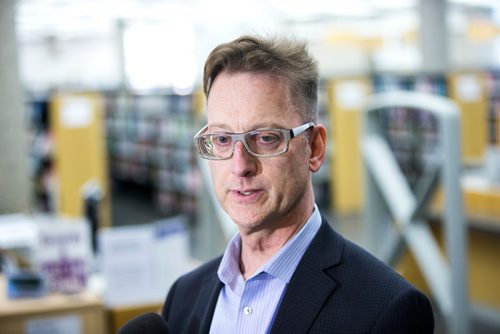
[209, 204, 322, 334]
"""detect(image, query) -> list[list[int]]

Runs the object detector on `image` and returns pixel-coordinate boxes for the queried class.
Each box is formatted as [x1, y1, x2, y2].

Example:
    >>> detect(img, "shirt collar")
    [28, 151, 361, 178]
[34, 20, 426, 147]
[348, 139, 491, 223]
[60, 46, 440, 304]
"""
[217, 204, 322, 290]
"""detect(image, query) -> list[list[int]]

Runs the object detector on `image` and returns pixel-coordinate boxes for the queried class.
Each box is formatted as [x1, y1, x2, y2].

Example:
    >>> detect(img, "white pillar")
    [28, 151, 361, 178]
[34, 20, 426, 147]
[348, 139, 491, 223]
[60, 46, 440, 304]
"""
[419, 0, 449, 73]
[115, 18, 129, 92]
[0, 0, 30, 214]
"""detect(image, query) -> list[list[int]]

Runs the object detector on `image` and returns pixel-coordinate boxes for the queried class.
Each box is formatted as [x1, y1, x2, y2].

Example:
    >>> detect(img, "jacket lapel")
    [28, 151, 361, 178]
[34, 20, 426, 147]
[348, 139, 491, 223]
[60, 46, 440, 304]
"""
[270, 219, 344, 334]
[196, 271, 224, 334]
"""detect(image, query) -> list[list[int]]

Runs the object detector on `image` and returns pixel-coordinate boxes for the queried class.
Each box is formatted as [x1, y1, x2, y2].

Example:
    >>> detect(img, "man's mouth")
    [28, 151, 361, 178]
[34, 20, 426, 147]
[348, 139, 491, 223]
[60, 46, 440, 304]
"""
[232, 188, 262, 198]
[238, 191, 254, 196]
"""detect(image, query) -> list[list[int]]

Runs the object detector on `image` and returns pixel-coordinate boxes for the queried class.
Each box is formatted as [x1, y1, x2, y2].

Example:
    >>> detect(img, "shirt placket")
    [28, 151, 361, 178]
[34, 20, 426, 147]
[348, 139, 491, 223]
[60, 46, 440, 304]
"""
[235, 277, 261, 333]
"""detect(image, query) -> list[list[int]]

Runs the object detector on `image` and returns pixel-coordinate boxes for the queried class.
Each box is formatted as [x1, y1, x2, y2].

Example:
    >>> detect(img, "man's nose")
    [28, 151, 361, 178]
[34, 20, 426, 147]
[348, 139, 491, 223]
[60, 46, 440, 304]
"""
[231, 141, 257, 177]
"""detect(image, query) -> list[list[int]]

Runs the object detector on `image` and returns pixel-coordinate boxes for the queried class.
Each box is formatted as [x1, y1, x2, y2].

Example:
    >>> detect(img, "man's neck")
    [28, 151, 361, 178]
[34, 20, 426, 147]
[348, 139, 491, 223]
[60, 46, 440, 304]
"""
[238, 203, 314, 280]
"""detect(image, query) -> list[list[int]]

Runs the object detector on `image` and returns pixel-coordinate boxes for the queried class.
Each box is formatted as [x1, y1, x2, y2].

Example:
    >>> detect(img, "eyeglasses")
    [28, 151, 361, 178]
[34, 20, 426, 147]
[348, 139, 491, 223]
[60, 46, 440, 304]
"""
[193, 122, 314, 160]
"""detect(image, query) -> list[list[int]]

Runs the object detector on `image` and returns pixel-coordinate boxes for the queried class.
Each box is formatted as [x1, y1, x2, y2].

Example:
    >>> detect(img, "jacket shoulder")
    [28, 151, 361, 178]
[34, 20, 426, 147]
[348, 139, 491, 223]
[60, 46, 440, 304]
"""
[319, 225, 434, 332]
[161, 256, 223, 333]
[174, 256, 221, 287]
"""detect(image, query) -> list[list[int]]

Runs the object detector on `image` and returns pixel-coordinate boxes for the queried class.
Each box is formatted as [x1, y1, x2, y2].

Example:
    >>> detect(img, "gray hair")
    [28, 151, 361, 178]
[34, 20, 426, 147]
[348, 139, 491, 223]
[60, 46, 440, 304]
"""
[203, 34, 319, 122]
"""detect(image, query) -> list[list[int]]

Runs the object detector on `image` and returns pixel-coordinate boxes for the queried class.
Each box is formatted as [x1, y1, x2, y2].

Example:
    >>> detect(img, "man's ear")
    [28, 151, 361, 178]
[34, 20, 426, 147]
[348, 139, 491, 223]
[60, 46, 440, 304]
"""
[308, 124, 327, 172]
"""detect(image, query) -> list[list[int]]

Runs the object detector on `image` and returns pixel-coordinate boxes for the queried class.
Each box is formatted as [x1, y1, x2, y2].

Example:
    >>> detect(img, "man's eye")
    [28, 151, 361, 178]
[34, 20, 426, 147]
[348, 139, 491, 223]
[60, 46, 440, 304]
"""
[215, 135, 231, 145]
[257, 132, 280, 144]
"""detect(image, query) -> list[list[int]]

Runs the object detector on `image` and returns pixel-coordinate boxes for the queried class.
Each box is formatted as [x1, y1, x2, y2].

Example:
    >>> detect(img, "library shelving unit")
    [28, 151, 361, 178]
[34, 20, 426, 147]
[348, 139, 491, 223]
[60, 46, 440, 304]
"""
[328, 70, 500, 215]
[50, 91, 111, 228]
[327, 71, 500, 327]
[25, 90, 112, 236]
[328, 73, 448, 216]
[372, 74, 447, 190]
[361, 90, 469, 334]
[327, 76, 371, 215]
[104, 91, 201, 221]
[447, 71, 489, 164]
[26, 94, 55, 213]
[372, 73, 448, 96]
[486, 70, 500, 146]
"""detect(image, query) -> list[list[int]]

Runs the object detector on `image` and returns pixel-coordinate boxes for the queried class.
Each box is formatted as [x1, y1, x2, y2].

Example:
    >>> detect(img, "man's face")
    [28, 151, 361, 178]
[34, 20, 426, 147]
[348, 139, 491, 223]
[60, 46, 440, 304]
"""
[206, 72, 313, 232]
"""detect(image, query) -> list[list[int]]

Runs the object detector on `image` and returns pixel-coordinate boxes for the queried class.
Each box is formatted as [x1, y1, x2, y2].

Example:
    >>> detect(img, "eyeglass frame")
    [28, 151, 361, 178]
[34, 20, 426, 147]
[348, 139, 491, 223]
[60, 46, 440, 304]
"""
[193, 122, 315, 160]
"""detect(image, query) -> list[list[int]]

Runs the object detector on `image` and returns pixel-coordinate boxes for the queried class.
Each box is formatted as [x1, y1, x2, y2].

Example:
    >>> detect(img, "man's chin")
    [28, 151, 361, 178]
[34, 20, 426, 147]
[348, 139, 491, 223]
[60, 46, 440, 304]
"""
[228, 210, 265, 229]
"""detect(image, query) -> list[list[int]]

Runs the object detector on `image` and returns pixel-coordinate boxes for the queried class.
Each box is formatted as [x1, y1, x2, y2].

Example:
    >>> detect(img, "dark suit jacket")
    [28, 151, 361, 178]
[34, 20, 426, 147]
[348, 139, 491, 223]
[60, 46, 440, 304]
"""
[162, 218, 434, 333]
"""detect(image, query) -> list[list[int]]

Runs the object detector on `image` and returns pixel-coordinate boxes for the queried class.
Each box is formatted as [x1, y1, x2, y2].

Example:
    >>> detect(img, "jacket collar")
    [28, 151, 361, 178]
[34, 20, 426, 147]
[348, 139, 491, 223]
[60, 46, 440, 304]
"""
[193, 260, 224, 333]
[270, 217, 344, 334]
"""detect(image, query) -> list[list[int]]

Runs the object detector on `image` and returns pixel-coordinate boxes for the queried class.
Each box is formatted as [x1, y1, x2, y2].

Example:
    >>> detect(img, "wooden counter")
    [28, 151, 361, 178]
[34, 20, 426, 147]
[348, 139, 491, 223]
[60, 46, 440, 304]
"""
[0, 276, 107, 334]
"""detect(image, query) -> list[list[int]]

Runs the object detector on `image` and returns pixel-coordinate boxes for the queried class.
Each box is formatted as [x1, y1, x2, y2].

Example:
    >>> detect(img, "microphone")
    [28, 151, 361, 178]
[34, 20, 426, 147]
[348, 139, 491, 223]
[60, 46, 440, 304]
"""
[117, 312, 170, 334]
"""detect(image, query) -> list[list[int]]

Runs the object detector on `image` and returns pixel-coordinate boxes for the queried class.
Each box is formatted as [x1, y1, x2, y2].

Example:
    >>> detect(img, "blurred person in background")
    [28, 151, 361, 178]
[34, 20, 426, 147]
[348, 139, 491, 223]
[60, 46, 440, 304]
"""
[161, 34, 434, 333]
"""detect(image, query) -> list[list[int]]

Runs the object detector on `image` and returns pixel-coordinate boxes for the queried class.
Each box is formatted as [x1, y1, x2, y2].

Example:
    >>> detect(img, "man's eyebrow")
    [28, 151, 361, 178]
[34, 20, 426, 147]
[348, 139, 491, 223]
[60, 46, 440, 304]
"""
[208, 123, 287, 132]
[207, 123, 231, 131]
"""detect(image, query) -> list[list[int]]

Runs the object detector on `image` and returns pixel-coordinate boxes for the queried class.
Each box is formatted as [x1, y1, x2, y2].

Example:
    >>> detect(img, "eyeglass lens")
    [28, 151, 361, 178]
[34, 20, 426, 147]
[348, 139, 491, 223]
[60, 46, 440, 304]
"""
[204, 130, 287, 158]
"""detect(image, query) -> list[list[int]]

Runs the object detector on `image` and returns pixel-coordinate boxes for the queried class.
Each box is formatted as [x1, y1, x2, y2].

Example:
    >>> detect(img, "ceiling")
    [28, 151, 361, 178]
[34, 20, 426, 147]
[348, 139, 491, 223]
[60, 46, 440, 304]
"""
[15, 0, 499, 43]
[11, 0, 500, 91]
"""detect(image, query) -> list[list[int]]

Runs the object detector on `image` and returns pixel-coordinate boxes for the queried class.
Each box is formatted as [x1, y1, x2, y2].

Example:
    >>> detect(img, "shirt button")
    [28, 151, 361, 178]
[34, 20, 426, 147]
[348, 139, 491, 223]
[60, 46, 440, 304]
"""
[243, 306, 253, 315]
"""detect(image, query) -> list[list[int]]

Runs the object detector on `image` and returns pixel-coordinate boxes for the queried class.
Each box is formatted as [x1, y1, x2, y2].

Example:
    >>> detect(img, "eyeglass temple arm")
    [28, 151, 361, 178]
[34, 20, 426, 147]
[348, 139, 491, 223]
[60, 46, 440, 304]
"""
[291, 122, 315, 138]
[193, 125, 208, 139]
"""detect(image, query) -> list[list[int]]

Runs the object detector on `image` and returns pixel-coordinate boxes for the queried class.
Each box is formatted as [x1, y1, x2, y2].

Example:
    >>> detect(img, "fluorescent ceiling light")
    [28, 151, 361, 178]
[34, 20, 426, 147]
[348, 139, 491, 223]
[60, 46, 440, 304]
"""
[370, 0, 416, 10]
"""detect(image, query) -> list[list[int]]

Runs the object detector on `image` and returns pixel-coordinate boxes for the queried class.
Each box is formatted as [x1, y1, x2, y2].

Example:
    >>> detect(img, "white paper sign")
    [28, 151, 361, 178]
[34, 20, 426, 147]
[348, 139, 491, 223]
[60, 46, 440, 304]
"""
[25, 314, 81, 334]
[152, 216, 189, 295]
[60, 97, 93, 128]
[0, 214, 38, 249]
[98, 215, 191, 306]
[456, 75, 481, 102]
[99, 224, 154, 305]
[336, 80, 365, 110]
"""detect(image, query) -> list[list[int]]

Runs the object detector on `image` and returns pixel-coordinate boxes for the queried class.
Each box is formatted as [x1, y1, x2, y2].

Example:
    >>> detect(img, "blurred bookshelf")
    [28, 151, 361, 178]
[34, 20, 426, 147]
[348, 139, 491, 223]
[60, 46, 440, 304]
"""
[26, 94, 55, 213]
[24, 69, 499, 224]
[372, 73, 448, 96]
[328, 70, 500, 215]
[486, 70, 500, 146]
[371, 74, 446, 190]
[104, 92, 201, 225]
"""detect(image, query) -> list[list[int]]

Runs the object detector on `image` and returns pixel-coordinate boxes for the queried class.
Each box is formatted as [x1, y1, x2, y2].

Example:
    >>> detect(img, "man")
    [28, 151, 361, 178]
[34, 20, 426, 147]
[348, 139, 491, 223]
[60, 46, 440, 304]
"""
[162, 34, 434, 333]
